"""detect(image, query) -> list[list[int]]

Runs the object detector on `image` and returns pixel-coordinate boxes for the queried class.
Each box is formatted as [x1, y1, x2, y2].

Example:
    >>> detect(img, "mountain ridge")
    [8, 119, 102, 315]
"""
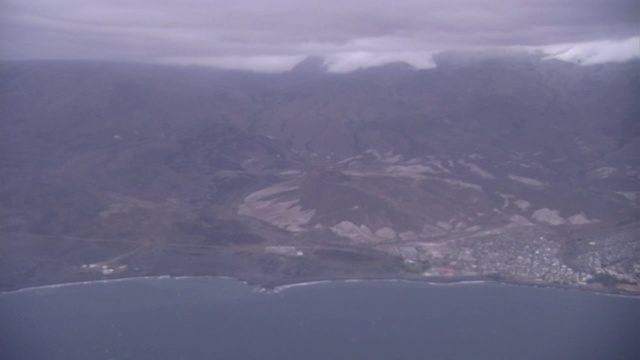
[1, 58, 638, 293]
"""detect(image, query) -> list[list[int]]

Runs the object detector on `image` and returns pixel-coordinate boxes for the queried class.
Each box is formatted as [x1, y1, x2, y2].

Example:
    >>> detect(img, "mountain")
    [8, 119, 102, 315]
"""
[1, 55, 639, 293]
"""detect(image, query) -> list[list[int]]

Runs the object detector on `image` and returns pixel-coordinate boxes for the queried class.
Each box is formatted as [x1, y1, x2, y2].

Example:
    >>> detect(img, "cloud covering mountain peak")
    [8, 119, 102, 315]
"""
[1, 0, 638, 72]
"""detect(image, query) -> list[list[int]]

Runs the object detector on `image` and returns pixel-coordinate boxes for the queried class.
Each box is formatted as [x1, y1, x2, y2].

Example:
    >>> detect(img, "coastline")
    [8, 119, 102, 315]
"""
[2, 272, 637, 298]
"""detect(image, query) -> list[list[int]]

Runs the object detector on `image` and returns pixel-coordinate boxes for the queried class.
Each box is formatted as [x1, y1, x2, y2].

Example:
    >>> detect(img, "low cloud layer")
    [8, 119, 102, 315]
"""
[1, 0, 638, 71]
[536, 37, 640, 65]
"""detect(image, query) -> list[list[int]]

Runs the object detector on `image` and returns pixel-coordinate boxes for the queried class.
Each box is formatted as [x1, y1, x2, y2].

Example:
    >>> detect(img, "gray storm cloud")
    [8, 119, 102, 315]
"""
[1, 0, 638, 71]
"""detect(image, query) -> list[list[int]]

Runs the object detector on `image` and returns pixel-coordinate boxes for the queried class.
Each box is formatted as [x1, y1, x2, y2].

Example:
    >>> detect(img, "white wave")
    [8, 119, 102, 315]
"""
[272, 280, 335, 293]
[0, 275, 239, 295]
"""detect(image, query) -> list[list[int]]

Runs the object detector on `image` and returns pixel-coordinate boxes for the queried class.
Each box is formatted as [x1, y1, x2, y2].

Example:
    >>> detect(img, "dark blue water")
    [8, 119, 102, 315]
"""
[1, 277, 639, 360]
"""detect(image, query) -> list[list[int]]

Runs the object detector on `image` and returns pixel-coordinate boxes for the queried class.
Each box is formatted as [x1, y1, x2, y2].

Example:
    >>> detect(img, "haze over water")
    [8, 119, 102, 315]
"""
[1, 277, 639, 360]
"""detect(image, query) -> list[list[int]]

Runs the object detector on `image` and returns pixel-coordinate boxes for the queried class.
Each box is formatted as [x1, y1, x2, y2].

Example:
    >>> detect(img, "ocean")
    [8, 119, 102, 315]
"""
[1, 277, 639, 360]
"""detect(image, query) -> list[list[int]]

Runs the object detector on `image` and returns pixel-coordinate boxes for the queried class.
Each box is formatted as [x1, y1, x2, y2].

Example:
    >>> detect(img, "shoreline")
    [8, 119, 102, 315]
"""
[2, 273, 637, 298]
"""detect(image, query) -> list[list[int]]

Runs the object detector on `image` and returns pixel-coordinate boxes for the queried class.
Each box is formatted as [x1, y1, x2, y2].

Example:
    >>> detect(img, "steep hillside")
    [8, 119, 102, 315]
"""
[1, 56, 639, 292]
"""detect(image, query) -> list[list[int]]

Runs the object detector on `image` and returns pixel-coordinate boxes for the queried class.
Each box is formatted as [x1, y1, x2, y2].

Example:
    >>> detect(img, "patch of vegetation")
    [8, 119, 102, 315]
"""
[383, 257, 430, 274]
[173, 220, 264, 245]
[484, 273, 505, 281]
[315, 249, 376, 262]
[587, 273, 633, 288]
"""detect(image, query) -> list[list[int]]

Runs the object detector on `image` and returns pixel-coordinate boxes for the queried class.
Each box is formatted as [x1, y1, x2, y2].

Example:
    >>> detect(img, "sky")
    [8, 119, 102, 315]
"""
[1, 0, 638, 72]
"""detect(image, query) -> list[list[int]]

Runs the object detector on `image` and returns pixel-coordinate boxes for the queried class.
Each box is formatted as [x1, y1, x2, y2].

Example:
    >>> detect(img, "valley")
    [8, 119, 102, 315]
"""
[1, 54, 638, 294]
